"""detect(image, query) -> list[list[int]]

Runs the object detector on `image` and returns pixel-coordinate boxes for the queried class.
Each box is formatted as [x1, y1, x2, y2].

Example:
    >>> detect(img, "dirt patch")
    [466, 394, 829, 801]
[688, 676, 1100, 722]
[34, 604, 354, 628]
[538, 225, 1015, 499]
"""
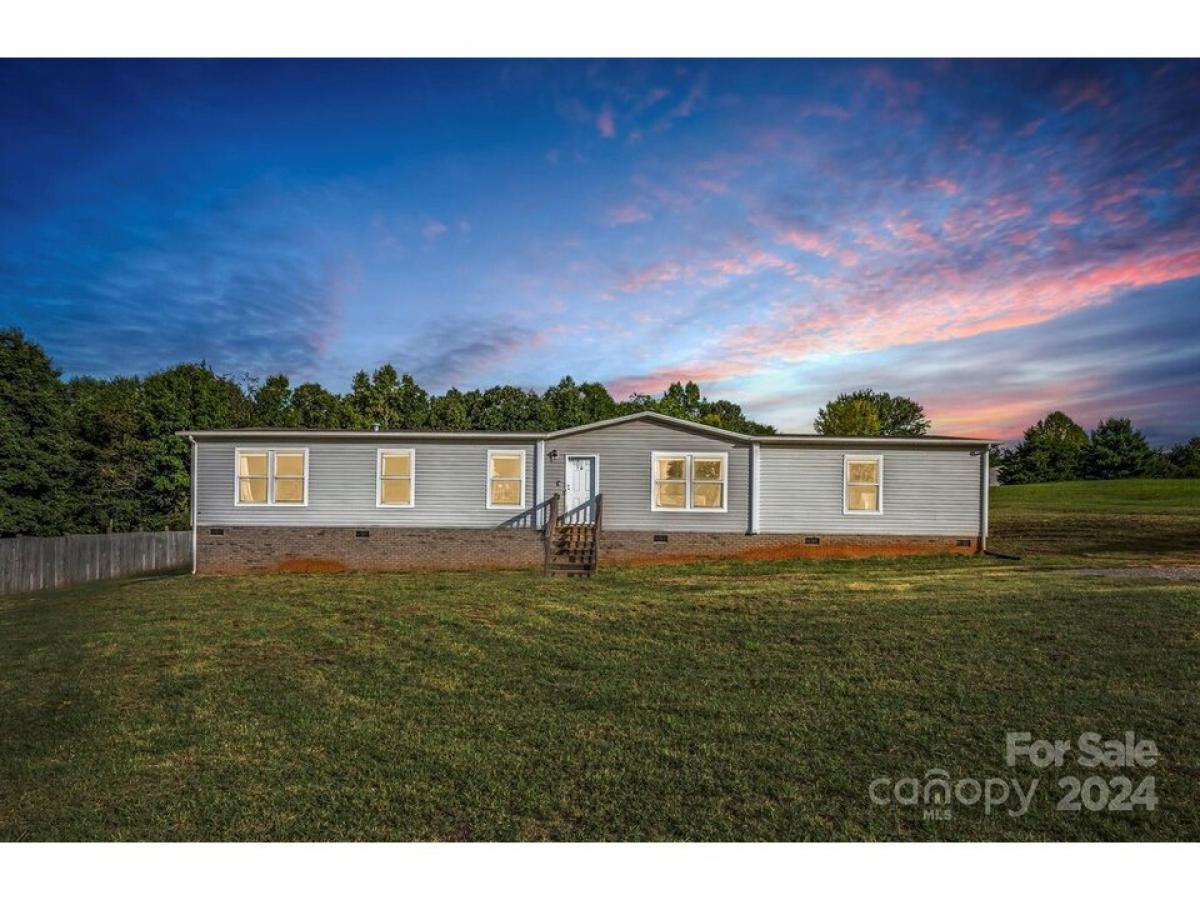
[730, 542, 973, 562]
[276, 558, 349, 574]
[1064, 566, 1200, 581]
[612, 542, 973, 567]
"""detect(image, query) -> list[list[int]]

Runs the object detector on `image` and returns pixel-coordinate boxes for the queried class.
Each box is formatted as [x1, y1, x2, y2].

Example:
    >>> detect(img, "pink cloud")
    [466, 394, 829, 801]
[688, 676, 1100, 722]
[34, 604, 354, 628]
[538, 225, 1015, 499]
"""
[862, 65, 924, 111]
[1058, 79, 1112, 113]
[596, 105, 616, 139]
[773, 227, 858, 266]
[1018, 118, 1045, 137]
[1048, 210, 1082, 226]
[1093, 184, 1150, 211]
[925, 378, 1105, 440]
[720, 245, 1200, 367]
[942, 195, 1033, 243]
[777, 227, 837, 257]
[798, 102, 851, 120]
[887, 216, 940, 251]
[620, 259, 689, 292]
[606, 204, 651, 227]
[422, 220, 448, 240]
[640, 87, 670, 110]
[925, 176, 960, 196]
[606, 359, 762, 399]
[1006, 228, 1039, 247]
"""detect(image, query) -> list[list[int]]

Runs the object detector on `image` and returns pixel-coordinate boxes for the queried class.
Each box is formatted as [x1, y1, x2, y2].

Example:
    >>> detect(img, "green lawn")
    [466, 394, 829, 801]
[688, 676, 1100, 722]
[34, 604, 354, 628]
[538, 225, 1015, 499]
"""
[989, 478, 1200, 562]
[1, 481, 1197, 840]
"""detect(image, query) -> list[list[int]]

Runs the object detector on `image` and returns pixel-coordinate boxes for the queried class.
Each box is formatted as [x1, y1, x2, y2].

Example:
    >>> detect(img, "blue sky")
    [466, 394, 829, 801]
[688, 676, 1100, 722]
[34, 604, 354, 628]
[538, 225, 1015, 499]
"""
[2, 59, 1198, 441]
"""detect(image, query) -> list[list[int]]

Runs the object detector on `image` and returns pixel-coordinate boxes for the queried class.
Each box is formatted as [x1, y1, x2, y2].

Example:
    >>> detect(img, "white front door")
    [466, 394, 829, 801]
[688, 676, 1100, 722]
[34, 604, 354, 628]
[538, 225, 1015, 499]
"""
[564, 456, 597, 521]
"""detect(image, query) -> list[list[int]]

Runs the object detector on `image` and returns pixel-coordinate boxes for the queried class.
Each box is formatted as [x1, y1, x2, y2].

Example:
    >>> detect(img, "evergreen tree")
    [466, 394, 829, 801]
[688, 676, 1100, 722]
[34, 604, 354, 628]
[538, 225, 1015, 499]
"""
[998, 411, 1089, 484]
[1080, 418, 1159, 480]
[1165, 437, 1200, 478]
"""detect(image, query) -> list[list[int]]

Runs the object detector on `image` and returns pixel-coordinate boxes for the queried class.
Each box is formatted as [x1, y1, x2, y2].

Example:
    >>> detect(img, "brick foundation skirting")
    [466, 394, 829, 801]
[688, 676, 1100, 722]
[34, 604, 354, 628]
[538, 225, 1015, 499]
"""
[600, 531, 976, 565]
[196, 526, 977, 574]
[196, 526, 543, 574]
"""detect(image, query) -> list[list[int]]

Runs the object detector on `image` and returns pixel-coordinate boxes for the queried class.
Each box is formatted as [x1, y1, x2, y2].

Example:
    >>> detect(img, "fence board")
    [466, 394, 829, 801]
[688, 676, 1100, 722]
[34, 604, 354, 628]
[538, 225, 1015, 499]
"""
[0, 531, 192, 596]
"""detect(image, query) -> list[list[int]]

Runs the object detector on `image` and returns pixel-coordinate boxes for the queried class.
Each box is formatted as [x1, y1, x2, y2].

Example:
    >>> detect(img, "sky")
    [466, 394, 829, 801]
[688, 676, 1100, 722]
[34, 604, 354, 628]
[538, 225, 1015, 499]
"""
[2, 59, 1198, 442]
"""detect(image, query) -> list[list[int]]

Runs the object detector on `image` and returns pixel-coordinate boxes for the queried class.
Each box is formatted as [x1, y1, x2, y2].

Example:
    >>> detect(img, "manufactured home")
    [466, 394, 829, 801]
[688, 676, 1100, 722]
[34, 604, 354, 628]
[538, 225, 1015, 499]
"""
[181, 411, 991, 575]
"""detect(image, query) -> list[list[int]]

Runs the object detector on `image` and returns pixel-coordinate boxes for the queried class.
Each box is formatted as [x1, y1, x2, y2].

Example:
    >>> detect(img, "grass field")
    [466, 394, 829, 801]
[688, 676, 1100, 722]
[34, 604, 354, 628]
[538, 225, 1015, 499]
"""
[989, 478, 1200, 562]
[1, 480, 1197, 840]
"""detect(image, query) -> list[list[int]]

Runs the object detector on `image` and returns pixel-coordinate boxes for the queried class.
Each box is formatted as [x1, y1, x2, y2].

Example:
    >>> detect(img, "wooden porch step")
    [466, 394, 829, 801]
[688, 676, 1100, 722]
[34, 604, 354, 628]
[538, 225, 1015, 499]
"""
[548, 563, 594, 577]
[543, 493, 603, 577]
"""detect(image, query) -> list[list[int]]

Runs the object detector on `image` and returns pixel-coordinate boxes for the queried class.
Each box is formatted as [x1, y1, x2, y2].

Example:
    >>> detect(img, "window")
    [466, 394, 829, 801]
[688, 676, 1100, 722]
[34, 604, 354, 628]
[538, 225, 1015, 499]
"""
[486, 450, 526, 509]
[651, 451, 728, 512]
[235, 449, 308, 506]
[653, 455, 687, 508]
[377, 449, 415, 507]
[844, 455, 882, 514]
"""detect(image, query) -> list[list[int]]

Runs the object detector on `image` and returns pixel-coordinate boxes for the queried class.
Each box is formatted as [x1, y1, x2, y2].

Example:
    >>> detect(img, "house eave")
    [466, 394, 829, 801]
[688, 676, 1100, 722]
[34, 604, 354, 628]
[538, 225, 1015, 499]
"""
[177, 410, 997, 447]
[177, 429, 547, 440]
[757, 435, 996, 448]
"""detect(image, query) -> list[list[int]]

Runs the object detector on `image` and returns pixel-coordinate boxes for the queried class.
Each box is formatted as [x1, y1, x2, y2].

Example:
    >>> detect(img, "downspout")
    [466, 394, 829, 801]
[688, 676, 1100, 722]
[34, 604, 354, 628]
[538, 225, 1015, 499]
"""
[978, 446, 989, 554]
[535, 439, 546, 529]
[189, 436, 198, 575]
[749, 442, 761, 535]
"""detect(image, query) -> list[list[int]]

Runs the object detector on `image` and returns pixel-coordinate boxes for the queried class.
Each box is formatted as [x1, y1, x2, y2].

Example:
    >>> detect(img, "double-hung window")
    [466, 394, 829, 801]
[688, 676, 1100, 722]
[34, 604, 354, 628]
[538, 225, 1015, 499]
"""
[844, 455, 883, 514]
[486, 450, 526, 509]
[377, 449, 415, 507]
[235, 449, 308, 505]
[651, 452, 728, 511]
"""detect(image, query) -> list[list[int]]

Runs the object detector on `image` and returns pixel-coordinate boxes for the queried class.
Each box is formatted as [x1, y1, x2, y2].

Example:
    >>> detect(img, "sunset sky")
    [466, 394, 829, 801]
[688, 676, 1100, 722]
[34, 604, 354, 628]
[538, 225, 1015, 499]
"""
[2, 59, 1198, 442]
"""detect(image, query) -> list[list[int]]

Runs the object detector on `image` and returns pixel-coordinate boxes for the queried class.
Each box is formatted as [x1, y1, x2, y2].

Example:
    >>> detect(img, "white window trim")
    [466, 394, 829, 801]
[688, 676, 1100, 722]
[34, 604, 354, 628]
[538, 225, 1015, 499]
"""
[233, 447, 309, 507]
[485, 448, 527, 510]
[376, 447, 416, 508]
[650, 451, 729, 513]
[843, 453, 884, 516]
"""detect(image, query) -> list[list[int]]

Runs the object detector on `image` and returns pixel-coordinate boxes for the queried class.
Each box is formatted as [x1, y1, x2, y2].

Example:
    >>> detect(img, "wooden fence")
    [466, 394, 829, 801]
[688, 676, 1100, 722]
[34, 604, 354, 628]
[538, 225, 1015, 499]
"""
[0, 531, 192, 596]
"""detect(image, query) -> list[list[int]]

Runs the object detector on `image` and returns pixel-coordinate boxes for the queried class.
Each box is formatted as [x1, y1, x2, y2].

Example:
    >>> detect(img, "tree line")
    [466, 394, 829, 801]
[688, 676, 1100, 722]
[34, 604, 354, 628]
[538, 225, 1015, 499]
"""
[0, 329, 773, 537]
[805, 389, 1199, 484]
[4, 328, 1195, 537]
[994, 411, 1200, 484]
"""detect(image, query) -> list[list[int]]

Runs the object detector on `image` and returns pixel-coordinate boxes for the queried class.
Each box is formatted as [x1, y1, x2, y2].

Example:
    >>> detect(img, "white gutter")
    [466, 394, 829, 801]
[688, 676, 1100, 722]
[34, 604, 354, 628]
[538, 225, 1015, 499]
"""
[979, 448, 990, 553]
[177, 428, 549, 440]
[176, 411, 996, 449]
[749, 442, 761, 534]
[757, 436, 994, 447]
[189, 435, 198, 575]
[535, 439, 546, 528]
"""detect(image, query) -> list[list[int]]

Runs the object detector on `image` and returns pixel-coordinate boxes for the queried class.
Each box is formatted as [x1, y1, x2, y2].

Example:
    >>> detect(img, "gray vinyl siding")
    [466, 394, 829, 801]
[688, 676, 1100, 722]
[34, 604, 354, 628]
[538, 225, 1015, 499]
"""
[546, 419, 750, 533]
[196, 439, 535, 528]
[758, 444, 981, 536]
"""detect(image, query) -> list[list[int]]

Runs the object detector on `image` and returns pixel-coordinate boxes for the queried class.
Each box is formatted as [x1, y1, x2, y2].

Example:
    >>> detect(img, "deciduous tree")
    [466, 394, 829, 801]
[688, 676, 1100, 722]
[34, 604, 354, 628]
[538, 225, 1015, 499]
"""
[813, 395, 883, 437]
[0, 329, 70, 535]
[814, 389, 929, 437]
